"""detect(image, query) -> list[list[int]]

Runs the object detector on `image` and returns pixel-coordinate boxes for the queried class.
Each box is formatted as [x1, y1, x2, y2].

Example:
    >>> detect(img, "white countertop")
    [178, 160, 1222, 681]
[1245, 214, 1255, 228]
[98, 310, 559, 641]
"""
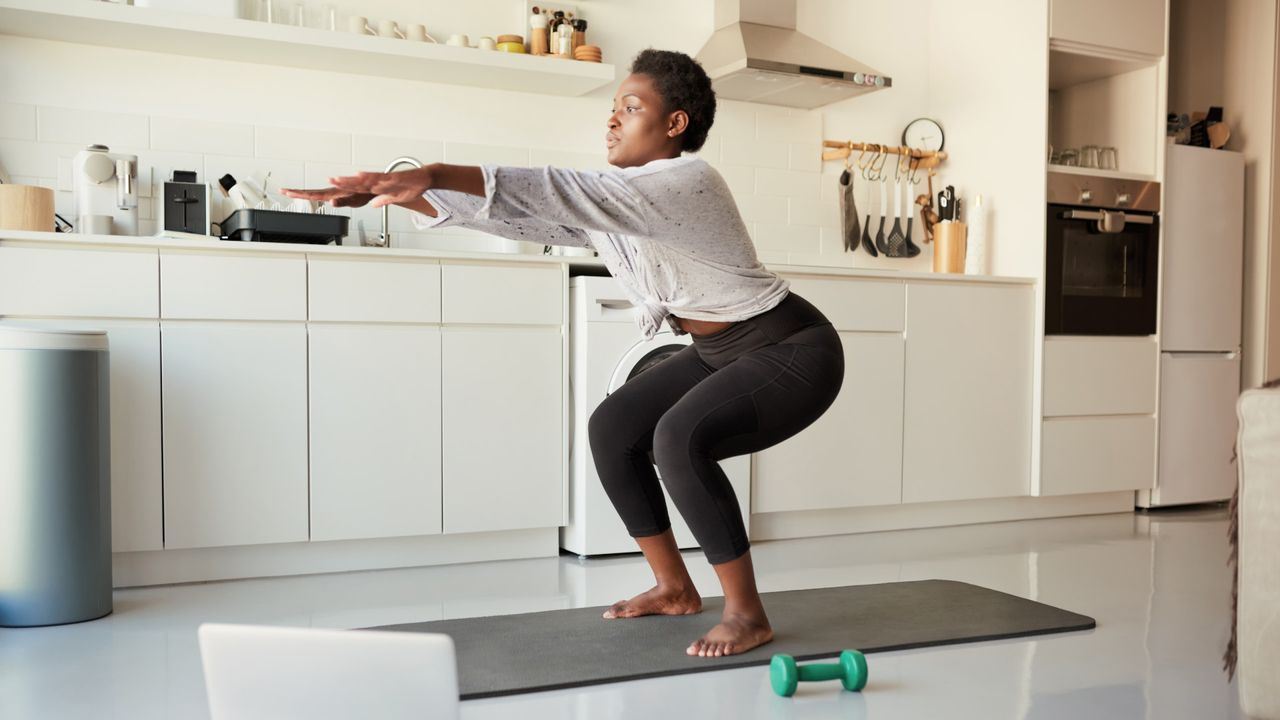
[0, 230, 1037, 285]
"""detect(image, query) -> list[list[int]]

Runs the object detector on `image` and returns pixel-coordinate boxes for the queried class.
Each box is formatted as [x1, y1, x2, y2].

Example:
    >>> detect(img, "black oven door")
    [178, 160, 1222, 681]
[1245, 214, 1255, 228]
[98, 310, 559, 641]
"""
[1046, 203, 1159, 336]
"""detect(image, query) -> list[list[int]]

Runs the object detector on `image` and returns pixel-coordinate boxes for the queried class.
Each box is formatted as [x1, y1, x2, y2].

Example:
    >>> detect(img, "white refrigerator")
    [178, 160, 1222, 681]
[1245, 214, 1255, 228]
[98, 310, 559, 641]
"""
[1138, 145, 1245, 508]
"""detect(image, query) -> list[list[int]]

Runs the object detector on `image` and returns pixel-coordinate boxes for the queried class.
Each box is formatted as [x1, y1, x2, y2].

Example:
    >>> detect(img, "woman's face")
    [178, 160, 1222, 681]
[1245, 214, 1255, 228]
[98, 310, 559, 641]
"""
[606, 73, 688, 168]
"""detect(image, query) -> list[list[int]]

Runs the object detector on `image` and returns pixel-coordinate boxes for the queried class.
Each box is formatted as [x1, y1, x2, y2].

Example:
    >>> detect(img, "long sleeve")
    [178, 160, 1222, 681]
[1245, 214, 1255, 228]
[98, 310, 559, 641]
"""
[412, 188, 592, 248]
[475, 165, 653, 237]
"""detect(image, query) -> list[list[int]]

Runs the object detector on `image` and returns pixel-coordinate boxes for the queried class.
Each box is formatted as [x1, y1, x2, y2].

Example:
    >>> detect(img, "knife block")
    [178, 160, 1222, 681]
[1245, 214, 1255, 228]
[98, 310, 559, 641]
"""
[932, 221, 967, 273]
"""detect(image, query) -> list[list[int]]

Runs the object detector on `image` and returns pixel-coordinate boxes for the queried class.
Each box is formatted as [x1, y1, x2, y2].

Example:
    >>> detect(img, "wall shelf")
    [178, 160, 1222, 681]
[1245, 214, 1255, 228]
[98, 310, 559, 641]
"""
[1047, 165, 1158, 183]
[1049, 40, 1160, 90]
[0, 0, 616, 96]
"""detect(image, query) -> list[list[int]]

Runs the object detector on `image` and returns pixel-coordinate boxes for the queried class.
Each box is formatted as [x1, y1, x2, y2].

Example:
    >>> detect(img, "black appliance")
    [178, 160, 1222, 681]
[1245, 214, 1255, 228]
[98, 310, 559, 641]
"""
[1045, 171, 1161, 336]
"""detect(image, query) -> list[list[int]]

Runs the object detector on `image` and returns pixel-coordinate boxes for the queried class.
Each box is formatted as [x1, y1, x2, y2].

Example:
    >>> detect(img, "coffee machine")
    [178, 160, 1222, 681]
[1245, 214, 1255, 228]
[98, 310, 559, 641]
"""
[72, 144, 138, 235]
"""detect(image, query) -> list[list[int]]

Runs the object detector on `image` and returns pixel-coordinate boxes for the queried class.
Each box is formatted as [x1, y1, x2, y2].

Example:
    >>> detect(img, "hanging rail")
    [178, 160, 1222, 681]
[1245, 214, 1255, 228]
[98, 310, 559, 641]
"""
[821, 140, 947, 170]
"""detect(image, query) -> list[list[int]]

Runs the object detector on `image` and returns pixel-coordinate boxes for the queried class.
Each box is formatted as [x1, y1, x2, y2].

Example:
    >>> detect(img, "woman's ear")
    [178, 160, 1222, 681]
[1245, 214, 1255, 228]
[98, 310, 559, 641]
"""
[667, 110, 689, 138]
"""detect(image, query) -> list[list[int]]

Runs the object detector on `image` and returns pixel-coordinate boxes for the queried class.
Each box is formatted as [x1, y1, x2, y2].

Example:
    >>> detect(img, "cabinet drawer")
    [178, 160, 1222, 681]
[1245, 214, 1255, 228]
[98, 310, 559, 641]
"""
[309, 257, 441, 323]
[1043, 337, 1157, 416]
[0, 246, 158, 318]
[783, 276, 904, 332]
[161, 252, 306, 321]
[441, 263, 562, 325]
[1040, 415, 1156, 495]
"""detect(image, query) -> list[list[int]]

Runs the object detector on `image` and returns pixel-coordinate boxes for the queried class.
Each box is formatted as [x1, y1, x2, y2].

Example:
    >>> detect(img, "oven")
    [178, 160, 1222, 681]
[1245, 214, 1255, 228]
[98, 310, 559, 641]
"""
[1045, 171, 1161, 336]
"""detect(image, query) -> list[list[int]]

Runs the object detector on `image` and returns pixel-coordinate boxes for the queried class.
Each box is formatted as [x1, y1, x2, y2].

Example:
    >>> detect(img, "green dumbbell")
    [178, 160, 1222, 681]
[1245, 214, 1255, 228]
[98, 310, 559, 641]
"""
[770, 649, 868, 697]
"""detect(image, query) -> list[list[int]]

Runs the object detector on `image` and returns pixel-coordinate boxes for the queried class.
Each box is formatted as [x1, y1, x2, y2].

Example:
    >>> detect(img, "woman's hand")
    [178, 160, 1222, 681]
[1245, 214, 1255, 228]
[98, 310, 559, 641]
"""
[328, 167, 435, 208]
[279, 187, 376, 208]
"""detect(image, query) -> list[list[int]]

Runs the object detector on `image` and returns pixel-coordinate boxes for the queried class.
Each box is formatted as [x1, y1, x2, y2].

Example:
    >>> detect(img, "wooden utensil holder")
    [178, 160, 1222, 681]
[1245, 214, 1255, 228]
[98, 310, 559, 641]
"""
[932, 221, 967, 274]
[0, 184, 55, 232]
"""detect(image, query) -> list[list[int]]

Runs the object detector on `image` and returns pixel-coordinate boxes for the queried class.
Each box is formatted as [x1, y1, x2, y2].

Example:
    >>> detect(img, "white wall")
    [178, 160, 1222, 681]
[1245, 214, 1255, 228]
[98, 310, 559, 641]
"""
[0, 0, 1052, 277]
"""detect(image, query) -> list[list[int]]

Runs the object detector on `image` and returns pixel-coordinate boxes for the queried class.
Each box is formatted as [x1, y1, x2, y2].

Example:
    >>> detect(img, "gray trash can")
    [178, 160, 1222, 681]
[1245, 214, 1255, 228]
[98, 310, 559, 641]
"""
[0, 326, 112, 627]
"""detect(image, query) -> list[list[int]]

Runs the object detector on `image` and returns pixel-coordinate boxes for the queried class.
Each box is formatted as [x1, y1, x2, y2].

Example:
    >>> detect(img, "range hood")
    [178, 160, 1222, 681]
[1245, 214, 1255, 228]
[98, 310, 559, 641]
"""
[696, 0, 891, 109]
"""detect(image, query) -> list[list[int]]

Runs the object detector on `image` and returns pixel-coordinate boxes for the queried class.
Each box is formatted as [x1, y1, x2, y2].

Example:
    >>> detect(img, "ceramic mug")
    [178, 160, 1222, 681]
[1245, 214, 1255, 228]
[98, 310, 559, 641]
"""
[446, 33, 470, 47]
[476, 35, 495, 50]
[406, 23, 434, 42]
[346, 15, 374, 34]
[378, 19, 405, 39]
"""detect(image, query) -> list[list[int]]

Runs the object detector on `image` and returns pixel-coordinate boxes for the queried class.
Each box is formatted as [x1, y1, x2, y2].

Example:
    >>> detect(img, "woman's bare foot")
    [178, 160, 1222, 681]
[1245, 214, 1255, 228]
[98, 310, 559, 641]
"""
[686, 610, 774, 657]
[602, 584, 702, 619]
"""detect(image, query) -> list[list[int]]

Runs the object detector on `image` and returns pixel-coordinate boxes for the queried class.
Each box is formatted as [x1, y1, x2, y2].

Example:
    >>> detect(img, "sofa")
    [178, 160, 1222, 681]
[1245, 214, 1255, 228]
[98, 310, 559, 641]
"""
[1230, 381, 1280, 719]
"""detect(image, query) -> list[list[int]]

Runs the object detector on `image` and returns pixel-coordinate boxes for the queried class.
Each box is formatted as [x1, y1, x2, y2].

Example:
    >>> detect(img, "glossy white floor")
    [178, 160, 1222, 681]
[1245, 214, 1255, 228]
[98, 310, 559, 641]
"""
[1, 507, 1245, 719]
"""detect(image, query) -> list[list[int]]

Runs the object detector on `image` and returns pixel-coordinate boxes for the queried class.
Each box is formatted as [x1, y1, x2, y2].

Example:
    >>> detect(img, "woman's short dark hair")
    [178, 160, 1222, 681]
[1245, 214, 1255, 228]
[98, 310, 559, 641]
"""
[629, 49, 717, 153]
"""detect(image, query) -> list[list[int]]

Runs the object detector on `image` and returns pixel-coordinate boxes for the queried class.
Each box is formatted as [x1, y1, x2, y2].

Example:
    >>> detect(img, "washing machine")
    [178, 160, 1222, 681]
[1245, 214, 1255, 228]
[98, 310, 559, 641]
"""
[562, 275, 751, 558]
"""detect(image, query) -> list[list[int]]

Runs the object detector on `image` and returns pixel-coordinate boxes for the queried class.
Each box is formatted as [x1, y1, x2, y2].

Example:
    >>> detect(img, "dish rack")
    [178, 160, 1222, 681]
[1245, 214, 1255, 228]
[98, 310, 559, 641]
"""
[220, 208, 349, 245]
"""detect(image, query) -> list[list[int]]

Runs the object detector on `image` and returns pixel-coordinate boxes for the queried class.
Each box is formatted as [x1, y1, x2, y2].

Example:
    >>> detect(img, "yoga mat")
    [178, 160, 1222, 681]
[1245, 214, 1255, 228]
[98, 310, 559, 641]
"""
[368, 579, 1095, 699]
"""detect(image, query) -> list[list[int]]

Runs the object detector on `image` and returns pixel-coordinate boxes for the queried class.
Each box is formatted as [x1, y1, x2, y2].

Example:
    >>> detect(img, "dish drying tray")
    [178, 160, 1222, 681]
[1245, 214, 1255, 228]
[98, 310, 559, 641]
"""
[220, 208, 349, 245]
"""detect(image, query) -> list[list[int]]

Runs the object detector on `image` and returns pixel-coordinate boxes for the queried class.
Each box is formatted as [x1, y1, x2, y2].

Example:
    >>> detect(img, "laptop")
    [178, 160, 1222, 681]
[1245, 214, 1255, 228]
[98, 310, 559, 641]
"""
[198, 623, 460, 720]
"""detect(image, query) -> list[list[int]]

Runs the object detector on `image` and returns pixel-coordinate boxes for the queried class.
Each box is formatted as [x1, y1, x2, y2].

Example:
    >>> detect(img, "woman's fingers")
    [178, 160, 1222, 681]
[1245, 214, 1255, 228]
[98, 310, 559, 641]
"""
[281, 187, 345, 200]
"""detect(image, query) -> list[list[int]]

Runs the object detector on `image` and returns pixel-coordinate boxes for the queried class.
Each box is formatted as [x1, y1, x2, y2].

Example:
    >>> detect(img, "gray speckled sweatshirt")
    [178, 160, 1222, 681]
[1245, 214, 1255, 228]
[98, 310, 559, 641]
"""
[412, 154, 790, 339]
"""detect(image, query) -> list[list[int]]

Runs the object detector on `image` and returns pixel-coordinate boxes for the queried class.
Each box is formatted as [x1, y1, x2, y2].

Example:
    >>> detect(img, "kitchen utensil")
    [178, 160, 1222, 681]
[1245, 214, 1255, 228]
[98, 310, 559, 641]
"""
[860, 179, 877, 257]
[1058, 148, 1079, 167]
[221, 208, 348, 244]
[875, 177, 889, 254]
[1099, 146, 1118, 171]
[378, 20, 405, 39]
[933, 221, 967, 273]
[476, 36, 496, 50]
[161, 170, 210, 236]
[903, 176, 921, 258]
[0, 184, 55, 232]
[937, 188, 952, 221]
[885, 171, 907, 257]
[838, 164, 859, 253]
[407, 24, 436, 42]
[1080, 145, 1100, 169]
[446, 33, 470, 47]
[496, 41, 526, 53]
[347, 15, 374, 34]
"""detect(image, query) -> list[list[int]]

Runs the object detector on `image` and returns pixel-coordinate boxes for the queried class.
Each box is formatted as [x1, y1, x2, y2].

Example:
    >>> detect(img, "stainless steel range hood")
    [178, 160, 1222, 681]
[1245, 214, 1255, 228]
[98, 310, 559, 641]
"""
[696, 0, 891, 109]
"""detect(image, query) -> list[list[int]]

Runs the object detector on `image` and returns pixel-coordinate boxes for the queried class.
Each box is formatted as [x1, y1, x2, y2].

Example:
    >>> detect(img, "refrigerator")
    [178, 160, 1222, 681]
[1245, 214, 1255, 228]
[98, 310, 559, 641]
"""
[1138, 145, 1245, 508]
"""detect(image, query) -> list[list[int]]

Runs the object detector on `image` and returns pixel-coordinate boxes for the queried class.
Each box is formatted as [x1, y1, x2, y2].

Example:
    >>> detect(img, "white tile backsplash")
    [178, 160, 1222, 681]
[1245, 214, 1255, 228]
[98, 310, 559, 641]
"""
[7, 99, 852, 265]
[151, 117, 254, 157]
[38, 106, 149, 149]
[756, 167, 822, 199]
[0, 103, 37, 141]
[721, 137, 789, 169]
[351, 134, 445, 169]
[256, 126, 351, 164]
[443, 141, 529, 167]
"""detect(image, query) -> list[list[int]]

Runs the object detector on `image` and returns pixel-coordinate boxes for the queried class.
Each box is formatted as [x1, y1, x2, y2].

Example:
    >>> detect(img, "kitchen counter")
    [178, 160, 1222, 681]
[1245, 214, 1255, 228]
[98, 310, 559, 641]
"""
[0, 230, 1037, 285]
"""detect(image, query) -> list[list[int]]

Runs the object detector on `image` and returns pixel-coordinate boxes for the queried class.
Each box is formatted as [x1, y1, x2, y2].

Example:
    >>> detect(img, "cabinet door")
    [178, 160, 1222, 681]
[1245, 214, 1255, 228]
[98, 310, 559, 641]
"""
[442, 327, 563, 534]
[0, 318, 162, 552]
[902, 283, 1034, 503]
[1050, 0, 1165, 56]
[309, 325, 443, 541]
[753, 332, 904, 513]
[161, 322, 309, 549]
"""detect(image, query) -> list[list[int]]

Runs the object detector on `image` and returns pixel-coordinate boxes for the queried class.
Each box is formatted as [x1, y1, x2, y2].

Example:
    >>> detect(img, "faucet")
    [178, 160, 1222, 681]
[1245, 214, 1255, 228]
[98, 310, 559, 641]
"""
[368, 156, 423, 248]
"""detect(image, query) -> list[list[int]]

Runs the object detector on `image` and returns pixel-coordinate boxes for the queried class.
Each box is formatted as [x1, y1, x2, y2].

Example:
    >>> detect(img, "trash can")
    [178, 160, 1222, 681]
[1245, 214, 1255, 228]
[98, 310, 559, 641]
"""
[0, 326, 112, 627]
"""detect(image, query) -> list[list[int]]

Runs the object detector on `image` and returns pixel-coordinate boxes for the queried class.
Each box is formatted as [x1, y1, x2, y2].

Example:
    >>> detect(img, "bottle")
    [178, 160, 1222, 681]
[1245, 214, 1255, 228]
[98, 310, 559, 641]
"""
[529, 8, 548, 55]
[571, 19, 586, 54]
[964, 194, 988, 275]
[549, 10, 565, 55]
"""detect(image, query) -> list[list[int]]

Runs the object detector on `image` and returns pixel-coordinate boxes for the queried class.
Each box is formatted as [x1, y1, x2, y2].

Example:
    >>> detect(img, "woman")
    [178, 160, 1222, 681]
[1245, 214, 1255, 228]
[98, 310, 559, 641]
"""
[284, 49, 844, 658]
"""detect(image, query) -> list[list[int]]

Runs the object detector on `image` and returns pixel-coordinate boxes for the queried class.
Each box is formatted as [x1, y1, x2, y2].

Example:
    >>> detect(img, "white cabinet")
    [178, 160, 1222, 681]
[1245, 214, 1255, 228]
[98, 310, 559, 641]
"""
[1043, 337, 1158, 416]
[0, 245, 158, 318]
[753, 332, 904, 513]
[308, 325, 443, 542]
[0, 318, 163, 552]
[1050, 0, 1166, 56]
[902, 283, 1034, 503]
[441, 326, 563, 534]
[1041, 415, 1156, 495]
[161, 322, 309, 549]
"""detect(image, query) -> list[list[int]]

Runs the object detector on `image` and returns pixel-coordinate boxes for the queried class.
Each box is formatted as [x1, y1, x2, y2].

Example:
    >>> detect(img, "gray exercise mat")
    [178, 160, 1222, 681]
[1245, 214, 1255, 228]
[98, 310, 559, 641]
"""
[367, 579, 1094, 700]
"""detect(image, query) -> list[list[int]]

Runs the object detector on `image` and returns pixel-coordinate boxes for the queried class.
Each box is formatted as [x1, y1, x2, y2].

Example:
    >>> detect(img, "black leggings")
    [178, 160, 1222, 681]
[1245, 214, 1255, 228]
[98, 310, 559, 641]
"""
[587, 292, 844, 564]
